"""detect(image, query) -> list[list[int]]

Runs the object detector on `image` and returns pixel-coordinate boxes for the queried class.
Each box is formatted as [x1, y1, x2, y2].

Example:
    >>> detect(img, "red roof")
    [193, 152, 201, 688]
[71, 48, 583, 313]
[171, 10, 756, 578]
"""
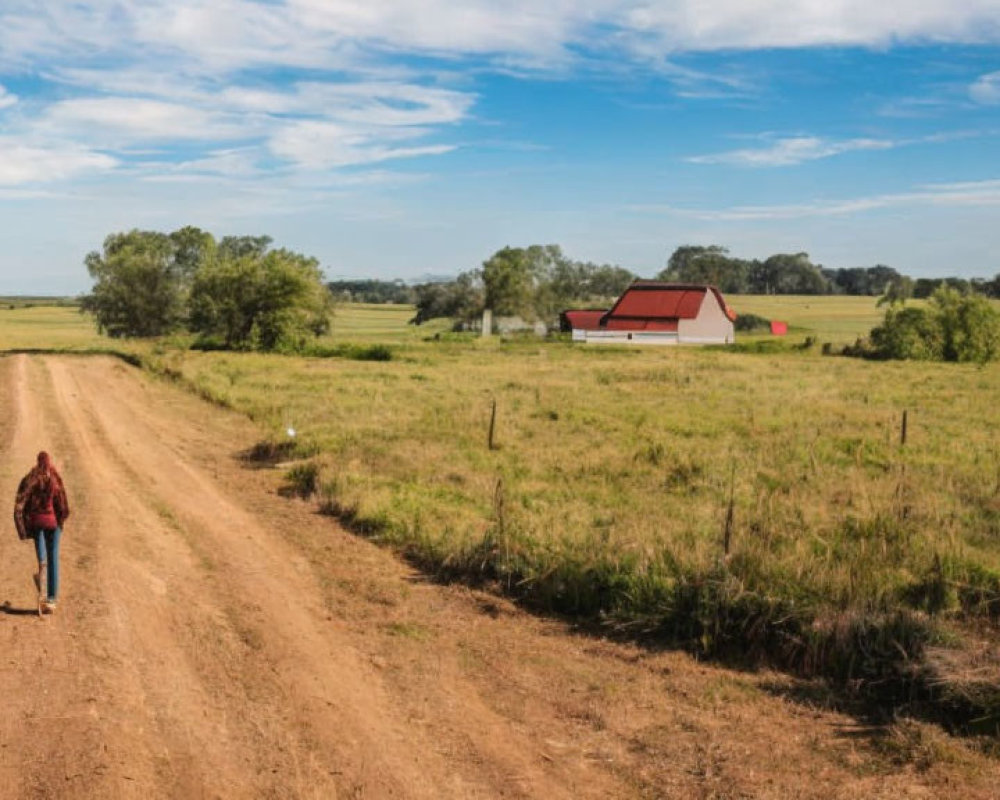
[602, 282, 736, 325]
[561, 309, 606, 331]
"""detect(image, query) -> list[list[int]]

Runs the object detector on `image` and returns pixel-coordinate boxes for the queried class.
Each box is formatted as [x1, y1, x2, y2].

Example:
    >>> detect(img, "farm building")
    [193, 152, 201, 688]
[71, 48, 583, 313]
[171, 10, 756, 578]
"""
[562, 282, 737, 345]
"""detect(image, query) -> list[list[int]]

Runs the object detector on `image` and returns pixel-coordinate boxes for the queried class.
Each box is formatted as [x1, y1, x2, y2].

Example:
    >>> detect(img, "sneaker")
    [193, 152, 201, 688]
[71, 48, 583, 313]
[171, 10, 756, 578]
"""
[41, 600, 56, 615]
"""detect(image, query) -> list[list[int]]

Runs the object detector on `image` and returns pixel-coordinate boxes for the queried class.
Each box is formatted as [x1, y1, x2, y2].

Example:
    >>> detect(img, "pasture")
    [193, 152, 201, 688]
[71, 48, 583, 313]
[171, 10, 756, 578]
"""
[3, 296, 999, 724]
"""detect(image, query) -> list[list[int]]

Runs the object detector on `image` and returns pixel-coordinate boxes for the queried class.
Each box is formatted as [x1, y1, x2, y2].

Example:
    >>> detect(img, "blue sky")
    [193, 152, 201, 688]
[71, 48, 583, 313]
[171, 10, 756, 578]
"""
[2, 2, 1000, 293]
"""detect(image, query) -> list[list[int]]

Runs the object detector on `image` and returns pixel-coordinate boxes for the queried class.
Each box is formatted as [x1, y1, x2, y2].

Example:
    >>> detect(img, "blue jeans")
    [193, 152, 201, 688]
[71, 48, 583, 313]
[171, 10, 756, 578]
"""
[32, 527, 60, 601]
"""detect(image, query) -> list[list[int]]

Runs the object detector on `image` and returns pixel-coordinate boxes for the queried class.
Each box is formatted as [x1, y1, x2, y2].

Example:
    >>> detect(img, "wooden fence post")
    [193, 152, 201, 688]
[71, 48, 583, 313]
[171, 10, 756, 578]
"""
[488, 398, 498, 450]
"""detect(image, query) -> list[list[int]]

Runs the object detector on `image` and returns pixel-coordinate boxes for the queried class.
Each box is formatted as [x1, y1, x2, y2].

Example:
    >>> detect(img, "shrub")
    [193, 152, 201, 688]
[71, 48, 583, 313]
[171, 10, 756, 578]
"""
[283, 461, 320, 499]
[734, 313, 771, 332]
[864, 287, 1000, 363]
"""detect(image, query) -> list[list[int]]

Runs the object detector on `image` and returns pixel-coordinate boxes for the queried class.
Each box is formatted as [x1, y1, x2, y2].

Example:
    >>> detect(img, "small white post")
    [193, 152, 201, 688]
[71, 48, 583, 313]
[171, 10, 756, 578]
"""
[481, 309, 492, 338]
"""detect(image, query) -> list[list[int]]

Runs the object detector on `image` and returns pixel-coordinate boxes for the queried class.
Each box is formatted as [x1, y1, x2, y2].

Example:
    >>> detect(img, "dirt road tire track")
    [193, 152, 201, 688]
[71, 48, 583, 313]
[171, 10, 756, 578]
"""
[1, 353, 998, 800]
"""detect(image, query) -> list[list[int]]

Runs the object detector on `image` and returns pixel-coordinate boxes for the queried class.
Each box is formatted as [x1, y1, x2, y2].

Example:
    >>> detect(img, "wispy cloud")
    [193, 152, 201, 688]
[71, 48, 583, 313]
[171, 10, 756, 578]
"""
[6, 2, 1000, 75]
[688, 135, 895, 166]
[630, 178, 1000, 221]
[971, 70, 1000, 104]
[619, 1, 1000, 52]
[688, 130, 991, 167]
[0, 85, 17, 109]
[0, 139, 116, 185]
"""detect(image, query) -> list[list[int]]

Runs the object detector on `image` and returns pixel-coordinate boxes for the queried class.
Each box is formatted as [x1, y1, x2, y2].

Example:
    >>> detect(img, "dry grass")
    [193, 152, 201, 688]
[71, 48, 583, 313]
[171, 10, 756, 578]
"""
[5, 300, 1000, 725]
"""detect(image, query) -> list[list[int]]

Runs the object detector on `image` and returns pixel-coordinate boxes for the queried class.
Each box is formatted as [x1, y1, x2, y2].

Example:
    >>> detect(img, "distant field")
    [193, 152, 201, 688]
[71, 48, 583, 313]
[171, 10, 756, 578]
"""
[326, 302, 425, 341]
[730, 294, 887, 344]
[0, 304, 109, 350]
[4, 298, 1000, 723]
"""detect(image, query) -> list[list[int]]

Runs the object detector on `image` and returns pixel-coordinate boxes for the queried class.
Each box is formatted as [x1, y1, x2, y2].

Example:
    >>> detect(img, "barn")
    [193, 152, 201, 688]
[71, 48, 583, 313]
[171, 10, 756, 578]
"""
[562, 282, 737, 345]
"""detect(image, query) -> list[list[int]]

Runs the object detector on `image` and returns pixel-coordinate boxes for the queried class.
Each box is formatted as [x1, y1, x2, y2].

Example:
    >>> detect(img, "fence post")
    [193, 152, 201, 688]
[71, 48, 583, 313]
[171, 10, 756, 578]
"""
[488, 398, 498, 450]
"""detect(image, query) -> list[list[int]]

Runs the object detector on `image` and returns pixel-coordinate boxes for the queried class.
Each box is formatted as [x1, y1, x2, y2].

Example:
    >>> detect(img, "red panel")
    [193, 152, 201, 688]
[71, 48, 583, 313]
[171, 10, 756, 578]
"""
[645, 319, 679, 331]
[564, 310, 606, 330]
[606, 318, 649, 330]
[770, 320, 788, 336]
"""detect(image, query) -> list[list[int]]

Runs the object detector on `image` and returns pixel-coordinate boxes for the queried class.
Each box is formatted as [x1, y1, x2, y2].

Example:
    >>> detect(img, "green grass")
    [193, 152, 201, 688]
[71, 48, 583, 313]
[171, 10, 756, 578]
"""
[326, 302, 452, 342]
[5, 299, 1000, 727]
[0, 305, 110, 350]
[729, 294, 888, 344]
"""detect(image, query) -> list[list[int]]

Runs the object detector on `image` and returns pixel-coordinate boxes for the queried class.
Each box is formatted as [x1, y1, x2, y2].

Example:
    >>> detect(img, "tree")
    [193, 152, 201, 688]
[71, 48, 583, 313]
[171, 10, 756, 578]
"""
[410, 273, 482, 324]
[81, 230, 189, 337]
[876, 276, 914, 307]
[867, 286, 1000, 363]
[170, 226, 216, 281]
[189, 246, 332, 351]
[751, 253, 831, 294]
[658, 245, 749, 293]
[218, 235, 272, 260]
[932, 286, 1000, 363]
[583, 263, 636, 298]
[480, 244, 567, 320]
[870, 307, 943, 360]
[825, 265, 902, 296]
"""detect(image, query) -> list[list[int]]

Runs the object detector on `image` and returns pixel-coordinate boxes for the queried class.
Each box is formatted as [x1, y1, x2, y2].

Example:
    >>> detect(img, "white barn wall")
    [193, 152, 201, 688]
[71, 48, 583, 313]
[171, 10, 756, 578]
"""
[677, 293, 734, 344]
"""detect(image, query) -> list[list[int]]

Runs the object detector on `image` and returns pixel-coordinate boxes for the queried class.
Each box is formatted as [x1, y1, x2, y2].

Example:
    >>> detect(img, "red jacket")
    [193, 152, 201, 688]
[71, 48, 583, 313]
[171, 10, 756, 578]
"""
[14, 468, 69, 536]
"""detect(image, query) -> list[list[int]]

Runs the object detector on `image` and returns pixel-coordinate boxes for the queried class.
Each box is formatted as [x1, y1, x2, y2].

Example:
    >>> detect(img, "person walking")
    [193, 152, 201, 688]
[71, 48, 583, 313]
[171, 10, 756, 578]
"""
[14, 452, 70, 616]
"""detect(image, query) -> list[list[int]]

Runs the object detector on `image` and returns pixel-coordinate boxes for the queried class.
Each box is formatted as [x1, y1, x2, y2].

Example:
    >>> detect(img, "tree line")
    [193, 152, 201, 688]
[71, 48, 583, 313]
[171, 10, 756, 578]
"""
[401, 243, 1000, 326]
[658, 245, 1000, 299]
[82, 227, 332, 351]
[407, 245, 637, 325]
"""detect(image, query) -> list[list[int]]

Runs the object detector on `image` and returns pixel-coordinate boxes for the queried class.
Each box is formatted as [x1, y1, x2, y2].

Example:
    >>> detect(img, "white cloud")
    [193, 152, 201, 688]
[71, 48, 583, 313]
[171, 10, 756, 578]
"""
[219, 81, 474, 126]
[5, 2, 1000, 73]
[268, 120, 454, 168]
[0, 85, 17, 109]
[970, 70, 1000, 104]
[631, 178, 1000, 220]
[43, 97, 246, 143]
[689, 135, 895, 166]
[0, 140, 116, 185]
[620, 1, 1000, 51]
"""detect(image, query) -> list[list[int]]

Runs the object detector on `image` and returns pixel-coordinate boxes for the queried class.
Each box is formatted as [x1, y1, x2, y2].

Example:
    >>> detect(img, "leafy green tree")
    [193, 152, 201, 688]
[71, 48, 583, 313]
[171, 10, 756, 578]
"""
[932, 286, 1000, 363]
[81, 230, 189, 337]
[189, 246, 331, 351]
[170, 226, 216, 280]
[584, 263, 636, 298]
[410, 273, 482, 324]
[658, 245, 749, 293]
[877, 276, 914, 307]
[218, 235, 272, 260]
[868, 286, 1000, 362]
[825, 265, 903, 296]
[751, 253, 830, 294]
[870, 307, 944, 360]
[481, 244, 566, 320]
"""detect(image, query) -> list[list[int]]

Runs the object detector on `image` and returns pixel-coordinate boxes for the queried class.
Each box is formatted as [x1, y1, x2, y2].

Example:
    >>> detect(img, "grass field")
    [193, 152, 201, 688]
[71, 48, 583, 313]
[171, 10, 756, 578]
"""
[731, 293, 887, 343]
[3, 297, 1000, 728]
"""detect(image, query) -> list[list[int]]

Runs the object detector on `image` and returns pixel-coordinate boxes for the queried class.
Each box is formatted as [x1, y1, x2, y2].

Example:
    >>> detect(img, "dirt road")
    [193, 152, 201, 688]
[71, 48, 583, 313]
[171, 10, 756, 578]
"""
[0, 353, 995, 799]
